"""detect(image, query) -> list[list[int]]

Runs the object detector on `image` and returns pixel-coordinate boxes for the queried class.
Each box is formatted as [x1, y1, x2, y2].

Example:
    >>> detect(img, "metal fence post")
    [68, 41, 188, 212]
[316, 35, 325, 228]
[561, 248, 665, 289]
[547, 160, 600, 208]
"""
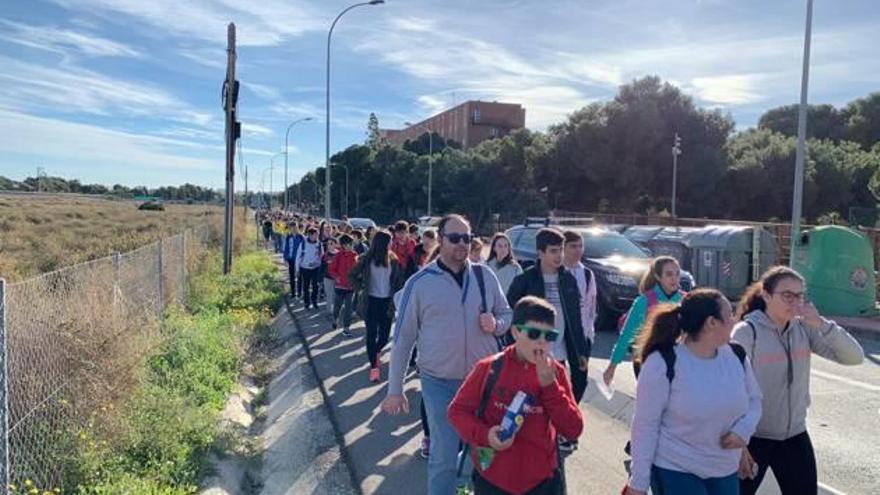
[182, 231, 188, 304]
[0, 278, 9, 491]
[112, 251, 121, 314]
[157, 240, 165, 323]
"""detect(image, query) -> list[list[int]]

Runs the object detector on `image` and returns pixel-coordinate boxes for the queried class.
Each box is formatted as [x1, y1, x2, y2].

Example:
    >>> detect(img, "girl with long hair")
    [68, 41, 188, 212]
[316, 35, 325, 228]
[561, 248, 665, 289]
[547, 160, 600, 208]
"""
[733, 267, 863, 495]
[605, 256, 685, 385]
[625, 289, 762, 495]
[350, 229, 405, 383]
[486, 232, 523, 295]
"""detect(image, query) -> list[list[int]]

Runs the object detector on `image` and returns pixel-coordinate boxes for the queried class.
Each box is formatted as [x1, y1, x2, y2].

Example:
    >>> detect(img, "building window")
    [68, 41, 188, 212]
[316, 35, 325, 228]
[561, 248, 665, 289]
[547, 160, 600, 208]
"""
[473, 107, 480, 123]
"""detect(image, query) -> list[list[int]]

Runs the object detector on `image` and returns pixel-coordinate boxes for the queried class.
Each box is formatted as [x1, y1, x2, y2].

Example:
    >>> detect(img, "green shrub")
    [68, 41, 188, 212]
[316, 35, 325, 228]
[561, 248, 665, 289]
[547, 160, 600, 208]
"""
[58, 248, 282, 494]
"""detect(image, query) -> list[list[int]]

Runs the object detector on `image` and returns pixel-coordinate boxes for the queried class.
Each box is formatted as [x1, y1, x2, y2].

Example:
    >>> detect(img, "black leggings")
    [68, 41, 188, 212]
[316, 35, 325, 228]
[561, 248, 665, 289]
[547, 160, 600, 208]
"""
[365, 296, 392, 367]
[739, 431, 817, 495]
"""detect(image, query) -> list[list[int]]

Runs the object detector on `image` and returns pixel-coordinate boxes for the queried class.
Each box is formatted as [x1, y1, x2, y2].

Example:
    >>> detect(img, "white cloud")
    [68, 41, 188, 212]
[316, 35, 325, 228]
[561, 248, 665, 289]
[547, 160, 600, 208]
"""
[689, 74, 765, 106]
[51, 0, 326, 46]
[243, 82, 281, 101]
[243, 122, 274, 137]
[0, 20, 141, 57]
[0, 56, 214, 127]
[0, 109, 217, 171]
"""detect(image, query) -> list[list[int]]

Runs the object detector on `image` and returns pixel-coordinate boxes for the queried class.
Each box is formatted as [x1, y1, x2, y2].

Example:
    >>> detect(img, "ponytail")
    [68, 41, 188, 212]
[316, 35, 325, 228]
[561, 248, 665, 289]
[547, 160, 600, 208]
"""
[635, 288, 726, 364]
[736, 266, 805, 321]
[635, 304, 682, 364]
[639, 256, 679, 294]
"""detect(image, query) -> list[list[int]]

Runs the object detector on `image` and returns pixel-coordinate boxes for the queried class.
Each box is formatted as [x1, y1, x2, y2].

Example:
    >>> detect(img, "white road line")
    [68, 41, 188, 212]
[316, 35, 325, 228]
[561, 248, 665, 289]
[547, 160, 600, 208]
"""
[811, 369, 880, 393]
[819, 481, 848, 495]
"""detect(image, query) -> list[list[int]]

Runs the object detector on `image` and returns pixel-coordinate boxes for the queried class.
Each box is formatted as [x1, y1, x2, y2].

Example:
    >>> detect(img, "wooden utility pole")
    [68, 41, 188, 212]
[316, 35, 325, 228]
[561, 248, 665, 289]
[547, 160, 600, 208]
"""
[222, 23, 240, 274]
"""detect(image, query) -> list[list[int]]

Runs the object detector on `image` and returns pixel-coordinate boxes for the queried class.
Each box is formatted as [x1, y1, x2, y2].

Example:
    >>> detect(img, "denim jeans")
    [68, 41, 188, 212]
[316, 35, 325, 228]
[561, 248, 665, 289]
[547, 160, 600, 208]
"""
[421, 373, 470, 495]
[323, 278, 336, 317]
[651, 466, 739, 495]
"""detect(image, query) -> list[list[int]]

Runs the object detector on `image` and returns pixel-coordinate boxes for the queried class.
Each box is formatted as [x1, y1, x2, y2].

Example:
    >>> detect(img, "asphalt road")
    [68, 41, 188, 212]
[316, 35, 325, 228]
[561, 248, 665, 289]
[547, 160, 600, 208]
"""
[589, 329, 880, 495]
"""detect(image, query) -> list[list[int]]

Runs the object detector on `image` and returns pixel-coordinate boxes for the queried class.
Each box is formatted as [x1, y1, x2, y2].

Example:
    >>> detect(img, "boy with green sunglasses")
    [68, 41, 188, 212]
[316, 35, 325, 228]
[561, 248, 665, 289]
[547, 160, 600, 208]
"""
[448, 296, 583, 494]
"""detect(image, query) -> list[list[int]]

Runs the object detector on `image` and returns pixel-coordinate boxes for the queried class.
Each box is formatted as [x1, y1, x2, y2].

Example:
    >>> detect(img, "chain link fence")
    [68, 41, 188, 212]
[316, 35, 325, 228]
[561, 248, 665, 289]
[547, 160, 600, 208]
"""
[0, 226, 212, 490]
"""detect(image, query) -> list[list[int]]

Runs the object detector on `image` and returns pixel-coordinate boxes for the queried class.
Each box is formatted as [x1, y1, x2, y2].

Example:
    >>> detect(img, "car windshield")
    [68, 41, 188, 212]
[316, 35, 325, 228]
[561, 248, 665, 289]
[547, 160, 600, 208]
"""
[581, 231, 647, 259]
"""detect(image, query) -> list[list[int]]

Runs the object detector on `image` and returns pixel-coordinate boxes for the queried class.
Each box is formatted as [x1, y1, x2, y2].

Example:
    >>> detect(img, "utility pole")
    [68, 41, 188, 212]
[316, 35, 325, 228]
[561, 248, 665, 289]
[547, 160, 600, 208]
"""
[671, 133, 682, 218]
[790, 0, 814, 265]
[222, 23, 240, 275]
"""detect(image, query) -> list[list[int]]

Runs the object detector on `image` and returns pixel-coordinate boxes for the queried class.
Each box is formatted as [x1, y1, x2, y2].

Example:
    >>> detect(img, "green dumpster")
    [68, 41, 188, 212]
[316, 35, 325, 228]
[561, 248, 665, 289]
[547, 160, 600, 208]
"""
[792, 226, 879, 317]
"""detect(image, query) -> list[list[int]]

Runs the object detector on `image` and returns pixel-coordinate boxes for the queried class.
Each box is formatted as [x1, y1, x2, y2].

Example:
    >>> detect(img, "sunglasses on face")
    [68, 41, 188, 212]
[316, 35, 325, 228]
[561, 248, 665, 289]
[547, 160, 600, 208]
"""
[443, 233, 473, 244]
[514, 324, 560, 342]
[773, 290, 806, 304]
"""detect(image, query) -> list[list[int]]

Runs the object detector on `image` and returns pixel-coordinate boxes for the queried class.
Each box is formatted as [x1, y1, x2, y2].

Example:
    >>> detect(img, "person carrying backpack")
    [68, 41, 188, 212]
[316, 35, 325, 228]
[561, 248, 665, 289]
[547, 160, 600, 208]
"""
[329, 234, 358, 337]
[381, 214, 512, 495]
[561, 230, 596, 404]
[604, 256, 684, 386]
[448, 296, 583, 495]
[506, 228, 591, 453]
[297, 227, 323, 310]
[283, 222, 305, 299]
[732, 267, 864, 495]
[350, 230, 406, 383]
[625, 289, 762, 495]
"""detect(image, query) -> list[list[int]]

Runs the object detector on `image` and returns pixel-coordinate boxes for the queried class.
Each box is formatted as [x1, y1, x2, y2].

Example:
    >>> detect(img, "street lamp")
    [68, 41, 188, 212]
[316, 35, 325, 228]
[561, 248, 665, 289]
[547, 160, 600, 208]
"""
[325, 0, 384, 220]
[790, 0, 814, 265]
[405, 120, 434, 216]
[284, 117, 314, 211]
[671, 133, 681, 218]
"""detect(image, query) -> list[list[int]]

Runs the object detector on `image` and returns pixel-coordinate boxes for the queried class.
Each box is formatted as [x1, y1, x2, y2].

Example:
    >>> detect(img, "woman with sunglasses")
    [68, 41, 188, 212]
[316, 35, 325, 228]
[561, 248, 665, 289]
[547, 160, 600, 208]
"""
[626, 289, 763, 495]
[733, 266, 863, 495]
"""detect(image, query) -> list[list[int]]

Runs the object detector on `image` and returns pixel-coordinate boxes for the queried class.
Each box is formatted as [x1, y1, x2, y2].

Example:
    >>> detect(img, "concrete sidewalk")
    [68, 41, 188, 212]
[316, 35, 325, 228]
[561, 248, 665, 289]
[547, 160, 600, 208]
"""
[282, 273, 631, 494]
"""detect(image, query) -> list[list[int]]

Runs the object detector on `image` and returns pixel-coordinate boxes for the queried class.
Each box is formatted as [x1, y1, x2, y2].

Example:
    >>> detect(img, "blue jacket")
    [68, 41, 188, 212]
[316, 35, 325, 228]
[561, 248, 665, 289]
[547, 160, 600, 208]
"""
[283, 233, 304, 263]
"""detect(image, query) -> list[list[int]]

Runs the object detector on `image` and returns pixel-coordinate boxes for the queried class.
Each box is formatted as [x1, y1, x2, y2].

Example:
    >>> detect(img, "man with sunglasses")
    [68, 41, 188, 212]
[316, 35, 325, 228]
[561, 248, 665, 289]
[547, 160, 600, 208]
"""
[382, 214, 513, 495]
[506, 228, 591, 454]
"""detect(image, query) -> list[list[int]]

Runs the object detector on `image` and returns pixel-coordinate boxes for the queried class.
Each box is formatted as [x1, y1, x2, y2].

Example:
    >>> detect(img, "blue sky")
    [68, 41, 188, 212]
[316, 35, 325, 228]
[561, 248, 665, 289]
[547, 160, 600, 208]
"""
[0, 0, 878, 191]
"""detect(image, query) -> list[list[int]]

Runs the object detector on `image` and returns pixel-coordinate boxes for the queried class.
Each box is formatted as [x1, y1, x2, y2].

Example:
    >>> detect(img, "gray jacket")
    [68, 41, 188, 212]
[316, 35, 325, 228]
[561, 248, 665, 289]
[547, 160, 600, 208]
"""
[387, 260, 513, 396]
[731, 310, 864, 441]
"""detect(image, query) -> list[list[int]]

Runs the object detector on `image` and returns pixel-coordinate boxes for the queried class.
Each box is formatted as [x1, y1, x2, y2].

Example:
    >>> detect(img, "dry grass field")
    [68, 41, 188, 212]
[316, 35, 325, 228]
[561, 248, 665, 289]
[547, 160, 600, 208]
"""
[0, 193, 250, 282]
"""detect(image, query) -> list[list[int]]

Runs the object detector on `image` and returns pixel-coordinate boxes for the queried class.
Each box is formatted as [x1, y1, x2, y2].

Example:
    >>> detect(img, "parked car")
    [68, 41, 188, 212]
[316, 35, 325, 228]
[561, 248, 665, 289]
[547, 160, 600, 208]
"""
[506, 222, 695, 332]
[348, 217, 377, 230]
[416, 216, 442, 237]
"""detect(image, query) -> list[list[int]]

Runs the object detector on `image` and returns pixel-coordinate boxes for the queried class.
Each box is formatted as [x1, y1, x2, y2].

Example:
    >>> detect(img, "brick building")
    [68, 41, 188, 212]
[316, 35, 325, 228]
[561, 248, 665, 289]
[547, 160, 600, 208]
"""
[382, 100, 526, 150]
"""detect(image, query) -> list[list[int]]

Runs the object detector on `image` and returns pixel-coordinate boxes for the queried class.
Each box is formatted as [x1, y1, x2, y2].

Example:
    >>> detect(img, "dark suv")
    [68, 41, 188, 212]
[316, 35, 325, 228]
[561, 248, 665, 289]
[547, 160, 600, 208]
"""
[505, 223, 695, 332]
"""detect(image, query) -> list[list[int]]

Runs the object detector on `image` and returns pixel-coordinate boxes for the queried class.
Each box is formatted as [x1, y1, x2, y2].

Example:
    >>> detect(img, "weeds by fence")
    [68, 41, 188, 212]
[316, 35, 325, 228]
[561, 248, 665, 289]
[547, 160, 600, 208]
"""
[0, 226, 212, 491]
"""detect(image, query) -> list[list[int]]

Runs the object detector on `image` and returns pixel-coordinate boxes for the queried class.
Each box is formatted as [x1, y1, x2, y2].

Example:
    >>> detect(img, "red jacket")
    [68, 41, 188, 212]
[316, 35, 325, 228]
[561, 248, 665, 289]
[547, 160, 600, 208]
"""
[328, 249, 358, 290]
[391, 237, 416, 271]
[448, 346, 583, 495]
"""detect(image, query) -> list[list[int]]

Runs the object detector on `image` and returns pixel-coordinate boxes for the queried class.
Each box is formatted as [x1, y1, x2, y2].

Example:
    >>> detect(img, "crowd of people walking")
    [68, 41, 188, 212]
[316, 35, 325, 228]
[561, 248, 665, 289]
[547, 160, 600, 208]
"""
[256, 208, 865, 495]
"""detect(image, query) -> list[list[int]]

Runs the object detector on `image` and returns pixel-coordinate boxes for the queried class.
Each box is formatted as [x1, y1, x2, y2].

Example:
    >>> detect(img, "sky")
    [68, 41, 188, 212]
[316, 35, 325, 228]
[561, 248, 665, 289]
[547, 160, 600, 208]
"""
[0, 0, 878, 191]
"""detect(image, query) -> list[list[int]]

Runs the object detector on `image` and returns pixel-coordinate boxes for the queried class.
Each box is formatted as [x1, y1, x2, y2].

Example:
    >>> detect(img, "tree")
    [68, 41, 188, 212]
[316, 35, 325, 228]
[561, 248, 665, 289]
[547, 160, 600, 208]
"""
[757, 104, 844, 141]
[366, 112, 382, 150]
[842, 92, 880, 150]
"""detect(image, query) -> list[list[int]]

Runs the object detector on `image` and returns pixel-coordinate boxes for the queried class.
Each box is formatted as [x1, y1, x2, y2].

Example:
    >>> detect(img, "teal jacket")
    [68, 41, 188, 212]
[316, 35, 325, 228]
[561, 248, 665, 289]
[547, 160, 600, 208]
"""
[609, 285, 685, 365]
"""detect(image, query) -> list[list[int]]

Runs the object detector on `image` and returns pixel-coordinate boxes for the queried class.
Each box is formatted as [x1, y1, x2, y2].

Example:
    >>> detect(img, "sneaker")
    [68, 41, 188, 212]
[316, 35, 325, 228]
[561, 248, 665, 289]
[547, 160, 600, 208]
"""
[341, 329, 353, 338]
[420, 437, 430, 459]
[369, 367, 380, 383]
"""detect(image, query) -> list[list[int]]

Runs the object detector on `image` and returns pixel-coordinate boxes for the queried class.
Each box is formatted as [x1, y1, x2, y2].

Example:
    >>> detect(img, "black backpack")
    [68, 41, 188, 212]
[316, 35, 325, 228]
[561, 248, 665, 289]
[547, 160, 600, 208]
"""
[472, 265, 505, 352]
[657, 342, 748, 383]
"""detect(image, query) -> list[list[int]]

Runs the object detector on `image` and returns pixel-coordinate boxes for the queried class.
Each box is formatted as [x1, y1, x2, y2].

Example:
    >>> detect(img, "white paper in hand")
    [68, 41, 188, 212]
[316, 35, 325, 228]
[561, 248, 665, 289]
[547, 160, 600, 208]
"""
[595, 373, 614, 400]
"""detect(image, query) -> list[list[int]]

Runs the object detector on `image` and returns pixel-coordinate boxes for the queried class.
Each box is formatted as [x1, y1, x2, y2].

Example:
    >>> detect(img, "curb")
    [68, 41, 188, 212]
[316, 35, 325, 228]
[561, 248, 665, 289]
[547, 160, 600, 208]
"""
[283, 295, 365, 495]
